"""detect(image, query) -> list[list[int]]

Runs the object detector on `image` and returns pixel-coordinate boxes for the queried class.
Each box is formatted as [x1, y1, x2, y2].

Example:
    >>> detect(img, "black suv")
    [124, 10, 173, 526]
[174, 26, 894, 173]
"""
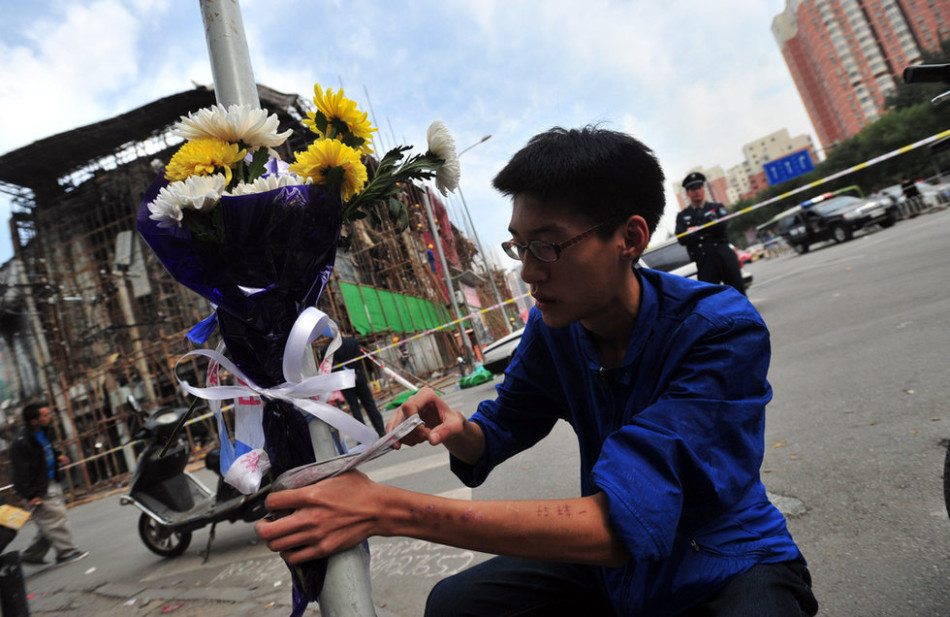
[775, 194, 897, 254]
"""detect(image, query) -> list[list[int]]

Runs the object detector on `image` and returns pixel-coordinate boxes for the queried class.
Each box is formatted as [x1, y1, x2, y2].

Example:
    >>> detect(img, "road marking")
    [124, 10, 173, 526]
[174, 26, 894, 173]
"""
[436, 487, 472, 500]
[366, 453, 448, 483]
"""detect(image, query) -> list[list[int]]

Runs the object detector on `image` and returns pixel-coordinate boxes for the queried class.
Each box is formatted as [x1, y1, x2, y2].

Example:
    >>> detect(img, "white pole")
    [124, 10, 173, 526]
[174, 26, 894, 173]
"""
[422, 189, 476, 370]
[199, 0, 260, 108]
[198, 2, 376, 615]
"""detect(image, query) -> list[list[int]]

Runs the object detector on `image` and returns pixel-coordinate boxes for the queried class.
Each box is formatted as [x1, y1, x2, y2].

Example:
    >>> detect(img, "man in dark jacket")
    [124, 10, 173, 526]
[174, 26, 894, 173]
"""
[335, 337, 386, 437]
[10, 403, 87, 566]
[675, 171, 746, 295]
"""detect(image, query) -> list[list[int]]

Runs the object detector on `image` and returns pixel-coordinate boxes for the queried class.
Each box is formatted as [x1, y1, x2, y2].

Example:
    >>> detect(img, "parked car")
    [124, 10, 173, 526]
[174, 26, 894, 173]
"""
[639, 239, 753, 288]
[481, 327, 526, 374]
[880, 180, 950, 212]
[745, 243, 766, 261]
[736, 247, 752, 266]
[774, 193, 897, 254]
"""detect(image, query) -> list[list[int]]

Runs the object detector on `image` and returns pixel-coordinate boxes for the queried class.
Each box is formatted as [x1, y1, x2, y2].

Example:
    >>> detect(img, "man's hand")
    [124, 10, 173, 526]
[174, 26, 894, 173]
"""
[386, 388, 484, 464]
[57, 454, 69, 466]
[255, 471, 386, 564]
[28, 497, 43, 508]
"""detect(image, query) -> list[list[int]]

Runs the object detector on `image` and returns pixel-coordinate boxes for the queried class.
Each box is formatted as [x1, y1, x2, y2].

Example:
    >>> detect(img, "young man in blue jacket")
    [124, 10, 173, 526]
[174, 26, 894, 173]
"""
[256, 127, 818, 616]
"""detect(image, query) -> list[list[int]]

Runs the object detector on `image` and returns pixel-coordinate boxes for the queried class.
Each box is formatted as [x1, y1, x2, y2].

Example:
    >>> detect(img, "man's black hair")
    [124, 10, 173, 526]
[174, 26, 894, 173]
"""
[492, 126, 666, 236]
[22, 402, 45, 426]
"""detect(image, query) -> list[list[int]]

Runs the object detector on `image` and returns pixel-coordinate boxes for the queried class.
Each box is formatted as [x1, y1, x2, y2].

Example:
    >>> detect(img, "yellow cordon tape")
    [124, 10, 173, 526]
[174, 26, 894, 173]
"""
[676, 128, 950, 240]
[332, 293, 531, 371]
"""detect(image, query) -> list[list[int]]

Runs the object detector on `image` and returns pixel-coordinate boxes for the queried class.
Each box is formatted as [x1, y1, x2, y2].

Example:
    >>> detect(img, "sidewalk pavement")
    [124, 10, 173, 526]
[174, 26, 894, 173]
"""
[20, 537, 488, 616]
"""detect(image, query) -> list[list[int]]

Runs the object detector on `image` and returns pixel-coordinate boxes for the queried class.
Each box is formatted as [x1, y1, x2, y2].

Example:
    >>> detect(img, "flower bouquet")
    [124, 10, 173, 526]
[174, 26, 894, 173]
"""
[136, 84, 459, 614]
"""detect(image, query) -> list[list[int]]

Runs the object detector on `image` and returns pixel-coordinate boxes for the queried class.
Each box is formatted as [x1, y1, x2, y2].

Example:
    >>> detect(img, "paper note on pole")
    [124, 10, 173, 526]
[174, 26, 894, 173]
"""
[272, 415, 424, 492]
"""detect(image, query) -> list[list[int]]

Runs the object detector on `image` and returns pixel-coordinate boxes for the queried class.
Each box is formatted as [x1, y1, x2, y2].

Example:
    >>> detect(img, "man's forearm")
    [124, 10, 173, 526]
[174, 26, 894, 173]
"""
[379, 489, 628, 567]
[438, 419, 486, 465]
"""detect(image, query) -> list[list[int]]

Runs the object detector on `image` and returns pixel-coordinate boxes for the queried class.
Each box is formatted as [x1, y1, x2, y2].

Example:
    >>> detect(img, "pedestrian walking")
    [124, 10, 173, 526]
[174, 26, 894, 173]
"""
[10, 403, 88, 566]
[335, 337, 386, 437]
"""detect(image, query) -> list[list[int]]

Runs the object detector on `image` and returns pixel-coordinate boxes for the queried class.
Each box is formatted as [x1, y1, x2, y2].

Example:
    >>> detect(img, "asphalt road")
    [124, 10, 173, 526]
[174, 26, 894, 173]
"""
[6, 206, 950, 616]
[751, 207, 950, 616]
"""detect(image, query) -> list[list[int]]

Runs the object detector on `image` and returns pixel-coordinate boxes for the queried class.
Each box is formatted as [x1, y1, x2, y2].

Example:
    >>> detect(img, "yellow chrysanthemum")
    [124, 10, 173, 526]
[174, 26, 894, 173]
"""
[303, 84, 377, 154]
[289, 139, 368, 201]
[165, 138, 246, 185]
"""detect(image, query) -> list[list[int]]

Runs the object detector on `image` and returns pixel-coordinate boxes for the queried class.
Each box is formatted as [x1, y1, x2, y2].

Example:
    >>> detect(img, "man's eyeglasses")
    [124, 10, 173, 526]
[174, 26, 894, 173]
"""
[501, 222, 606, 263]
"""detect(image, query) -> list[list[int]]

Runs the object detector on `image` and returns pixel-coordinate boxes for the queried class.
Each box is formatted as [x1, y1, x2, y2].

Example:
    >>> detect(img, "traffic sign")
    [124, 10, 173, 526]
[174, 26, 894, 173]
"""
[764, 150, 815, 185]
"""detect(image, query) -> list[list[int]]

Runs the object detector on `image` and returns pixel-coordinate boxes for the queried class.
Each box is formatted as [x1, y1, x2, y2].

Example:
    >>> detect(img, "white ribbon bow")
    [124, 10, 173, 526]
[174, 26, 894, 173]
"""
[176, 307, 380, 450]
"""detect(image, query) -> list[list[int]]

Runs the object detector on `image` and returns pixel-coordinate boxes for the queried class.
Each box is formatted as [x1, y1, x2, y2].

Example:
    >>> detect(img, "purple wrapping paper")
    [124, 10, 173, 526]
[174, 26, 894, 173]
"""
[136, 177, 343, 614]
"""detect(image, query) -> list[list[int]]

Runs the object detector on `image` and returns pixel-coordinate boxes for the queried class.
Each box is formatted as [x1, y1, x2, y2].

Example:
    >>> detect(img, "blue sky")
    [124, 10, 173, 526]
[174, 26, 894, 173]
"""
[0, 0, 814, 267]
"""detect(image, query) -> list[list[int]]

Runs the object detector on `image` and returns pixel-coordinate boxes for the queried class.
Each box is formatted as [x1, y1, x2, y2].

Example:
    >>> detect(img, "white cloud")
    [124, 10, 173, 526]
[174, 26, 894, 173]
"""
[0, 0, 817, 263]
[0, 0, 143, 152]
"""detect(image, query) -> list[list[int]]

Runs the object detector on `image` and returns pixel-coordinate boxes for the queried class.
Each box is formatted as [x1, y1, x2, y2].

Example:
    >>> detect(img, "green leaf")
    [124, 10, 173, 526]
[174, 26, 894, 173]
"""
[246, 147, 270, 183]
[313, 111, 329, 135]
[398, 206, 410, 232]
[387, 197, 403, 219]
[323, 165, 348, 192]
[341, 134, 366, 150]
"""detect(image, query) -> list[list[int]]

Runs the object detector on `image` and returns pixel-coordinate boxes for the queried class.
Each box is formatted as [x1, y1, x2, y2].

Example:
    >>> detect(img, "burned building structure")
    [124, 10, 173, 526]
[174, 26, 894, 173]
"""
[0, 85, 507, 498]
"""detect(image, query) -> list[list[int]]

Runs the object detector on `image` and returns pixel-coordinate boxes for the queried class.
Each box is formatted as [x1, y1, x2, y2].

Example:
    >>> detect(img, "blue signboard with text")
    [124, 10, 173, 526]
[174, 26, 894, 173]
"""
[763, 150, 815, 186]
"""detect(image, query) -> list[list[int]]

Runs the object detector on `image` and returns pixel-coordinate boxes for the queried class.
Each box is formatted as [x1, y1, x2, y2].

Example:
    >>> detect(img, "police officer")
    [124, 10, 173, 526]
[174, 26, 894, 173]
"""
[675, 172, 745, 295]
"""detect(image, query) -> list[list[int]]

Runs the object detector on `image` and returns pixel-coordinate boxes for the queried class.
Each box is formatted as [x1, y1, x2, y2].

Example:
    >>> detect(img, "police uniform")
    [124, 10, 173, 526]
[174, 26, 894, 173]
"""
[675, 172, 745, 295]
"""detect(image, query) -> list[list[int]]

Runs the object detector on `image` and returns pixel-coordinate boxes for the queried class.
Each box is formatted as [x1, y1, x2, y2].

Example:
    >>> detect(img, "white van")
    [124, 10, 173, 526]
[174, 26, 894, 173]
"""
[639, 240, 753, 288]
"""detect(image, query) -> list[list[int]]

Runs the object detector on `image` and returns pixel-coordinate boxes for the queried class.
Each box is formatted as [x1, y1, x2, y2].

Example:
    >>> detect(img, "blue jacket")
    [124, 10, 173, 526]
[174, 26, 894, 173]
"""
[451, 269, 802, 615]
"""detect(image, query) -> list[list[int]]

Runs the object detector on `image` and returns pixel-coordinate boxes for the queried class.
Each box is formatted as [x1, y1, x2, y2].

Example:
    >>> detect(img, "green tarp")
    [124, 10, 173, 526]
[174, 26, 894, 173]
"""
[340, 282, 453, 335]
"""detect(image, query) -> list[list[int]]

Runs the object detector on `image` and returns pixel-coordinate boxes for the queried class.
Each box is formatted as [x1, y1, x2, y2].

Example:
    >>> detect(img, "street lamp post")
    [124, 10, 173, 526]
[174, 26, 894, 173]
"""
[456, 135, 513, 333]
[421, 190, 477, 372]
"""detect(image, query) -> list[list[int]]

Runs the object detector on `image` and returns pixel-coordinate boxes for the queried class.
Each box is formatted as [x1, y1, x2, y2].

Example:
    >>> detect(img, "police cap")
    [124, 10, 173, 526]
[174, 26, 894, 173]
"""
[682, 172, 706, 189]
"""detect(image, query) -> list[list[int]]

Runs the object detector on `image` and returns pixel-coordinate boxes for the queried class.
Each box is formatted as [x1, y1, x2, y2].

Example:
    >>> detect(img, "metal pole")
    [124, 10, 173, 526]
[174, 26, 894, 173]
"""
[199, 0, 260, 109]
[421, 190, 476, 370]
[456, 185, 510, 332]
[455, 135, 511, 333]
[198, 2, 376, 615]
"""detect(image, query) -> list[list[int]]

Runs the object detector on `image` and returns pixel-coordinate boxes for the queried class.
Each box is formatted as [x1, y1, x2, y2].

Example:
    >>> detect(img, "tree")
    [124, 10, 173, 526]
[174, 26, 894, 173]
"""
[885, 38, 950, 111]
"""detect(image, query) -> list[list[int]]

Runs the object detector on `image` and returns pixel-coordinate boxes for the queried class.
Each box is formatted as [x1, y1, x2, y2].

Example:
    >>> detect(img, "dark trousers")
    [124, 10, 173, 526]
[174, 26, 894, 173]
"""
[697, 243, 745, 295]
[342, 368, 386, 436]
[424, 556, 818, 617]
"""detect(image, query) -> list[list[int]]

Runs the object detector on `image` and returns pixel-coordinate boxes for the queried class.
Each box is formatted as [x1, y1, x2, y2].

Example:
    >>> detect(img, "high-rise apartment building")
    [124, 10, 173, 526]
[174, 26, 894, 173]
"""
[773, 0, 950, 148]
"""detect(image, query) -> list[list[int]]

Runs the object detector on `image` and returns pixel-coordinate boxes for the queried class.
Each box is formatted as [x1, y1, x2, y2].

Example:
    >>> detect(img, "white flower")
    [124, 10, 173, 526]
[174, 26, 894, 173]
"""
[148, 174, 227, 227]
[226, 172, 311, 196]
[175, 104, 292, 149]
[427, 121, 460, 196]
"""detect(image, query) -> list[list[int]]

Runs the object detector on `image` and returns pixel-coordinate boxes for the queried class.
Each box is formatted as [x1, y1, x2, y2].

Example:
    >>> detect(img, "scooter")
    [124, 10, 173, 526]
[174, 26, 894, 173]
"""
[119, 401, 270, 560]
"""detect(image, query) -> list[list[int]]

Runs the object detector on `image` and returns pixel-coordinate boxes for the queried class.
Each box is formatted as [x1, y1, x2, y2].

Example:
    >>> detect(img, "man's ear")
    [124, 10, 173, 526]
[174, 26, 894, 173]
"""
[620, 215, 650, 260]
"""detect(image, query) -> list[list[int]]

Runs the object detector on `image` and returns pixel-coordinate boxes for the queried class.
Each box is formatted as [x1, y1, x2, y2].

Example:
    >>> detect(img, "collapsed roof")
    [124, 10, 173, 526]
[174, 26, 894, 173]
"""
[0, 85, 303, 192]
